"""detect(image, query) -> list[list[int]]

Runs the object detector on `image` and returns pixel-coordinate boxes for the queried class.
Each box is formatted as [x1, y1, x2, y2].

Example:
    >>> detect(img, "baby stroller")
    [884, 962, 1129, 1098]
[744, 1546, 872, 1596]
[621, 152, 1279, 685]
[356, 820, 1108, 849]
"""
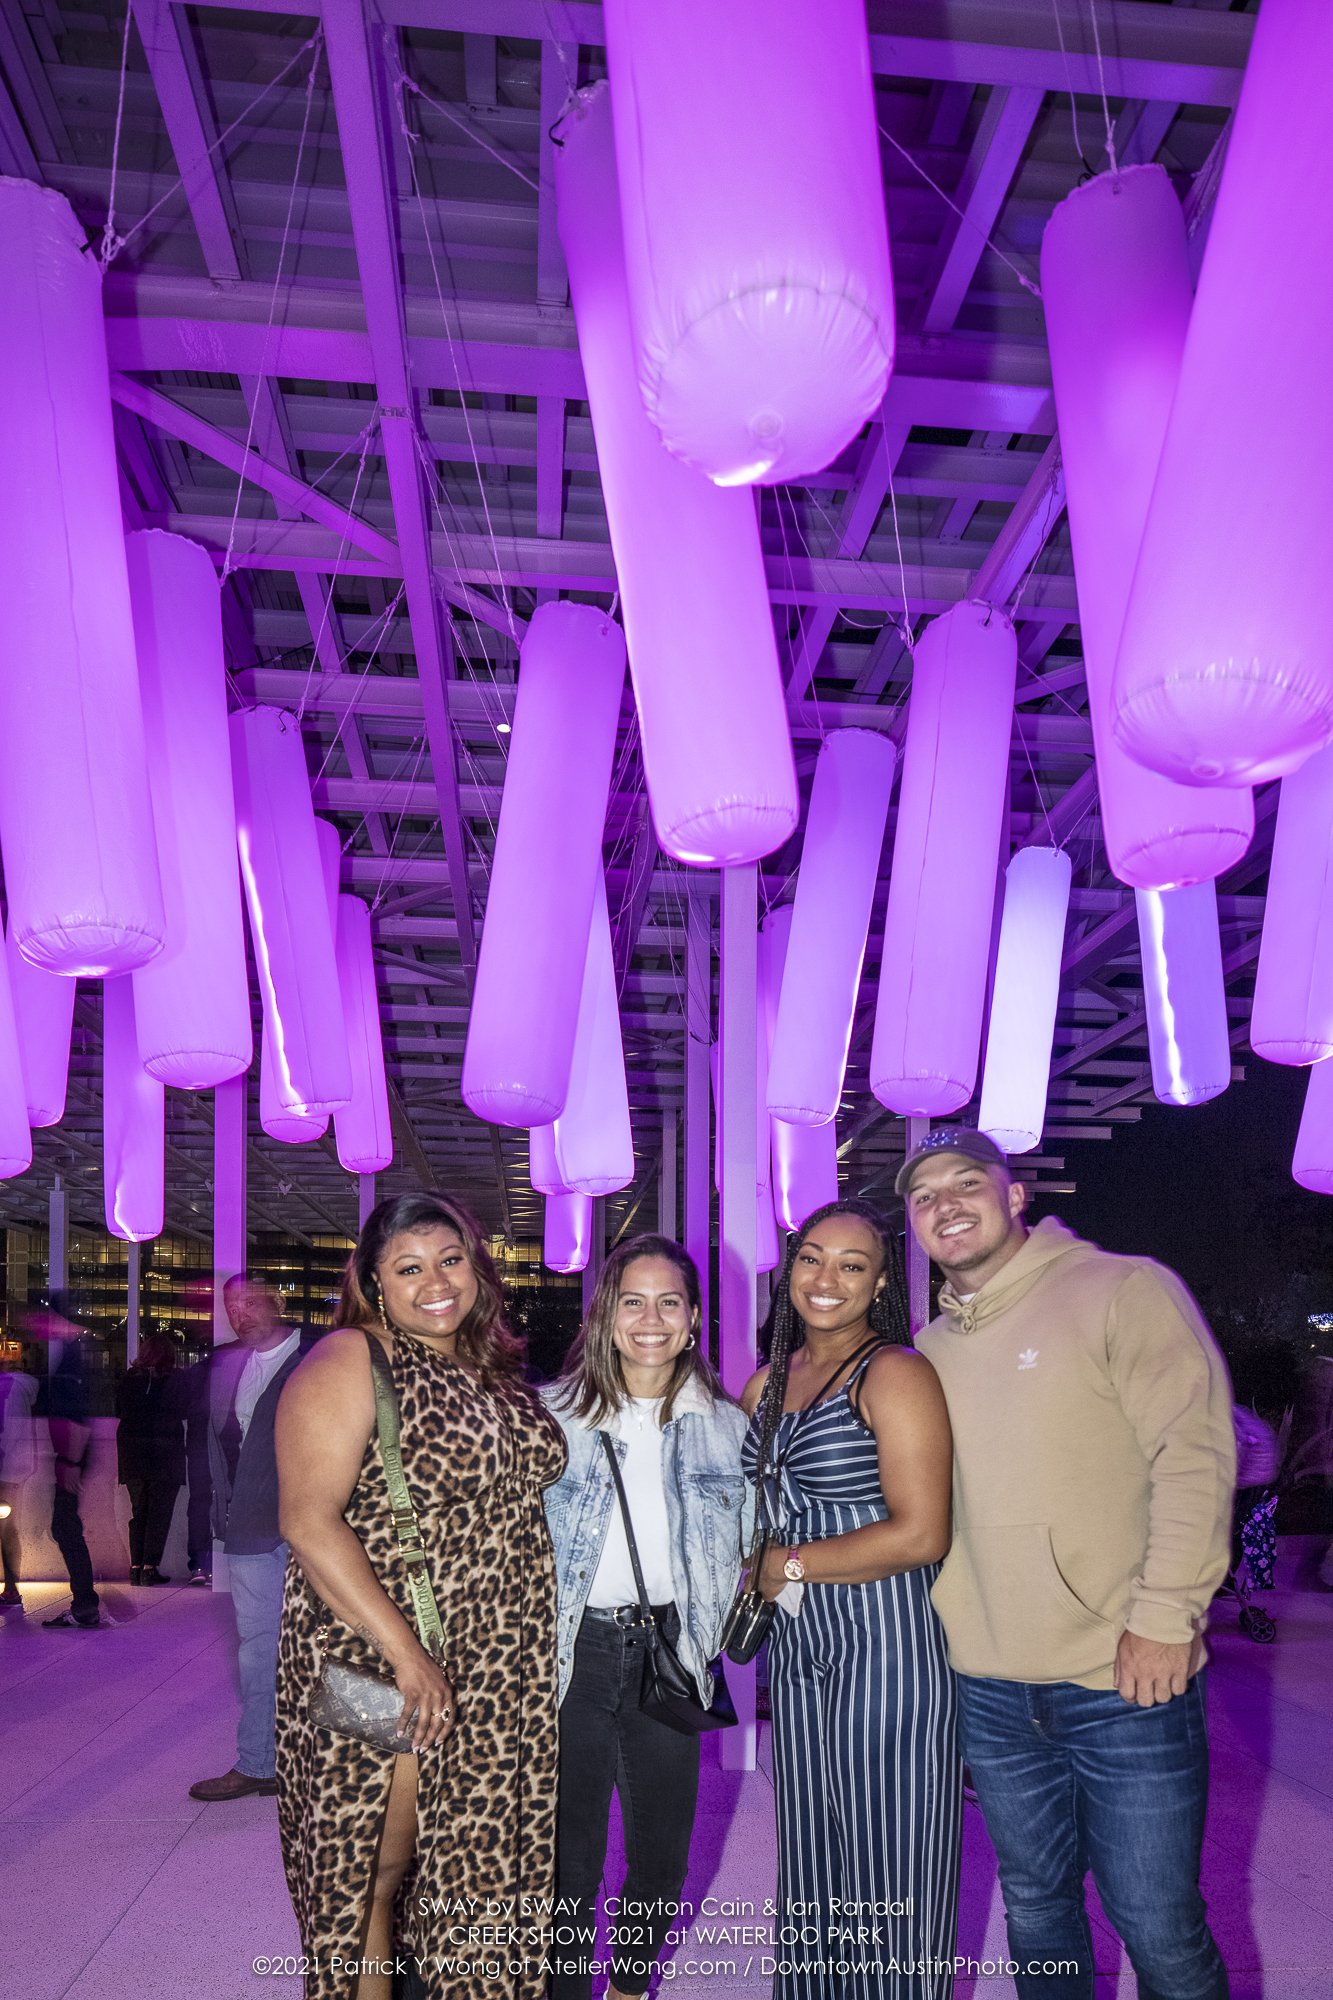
[1219, 1406, 1285, 1644]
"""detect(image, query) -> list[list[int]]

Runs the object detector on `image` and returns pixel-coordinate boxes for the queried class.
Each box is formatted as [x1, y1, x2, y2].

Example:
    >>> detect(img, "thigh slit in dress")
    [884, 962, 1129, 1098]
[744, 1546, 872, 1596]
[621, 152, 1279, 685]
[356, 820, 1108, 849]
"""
[277, 1328, 565, 2000]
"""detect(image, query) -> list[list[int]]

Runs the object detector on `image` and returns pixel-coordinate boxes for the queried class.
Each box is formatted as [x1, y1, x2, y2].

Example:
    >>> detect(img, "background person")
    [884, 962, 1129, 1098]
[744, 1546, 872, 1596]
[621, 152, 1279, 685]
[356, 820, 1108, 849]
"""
[903, 1126, 1234, 2000]
[274, 1191, 565, 2000]
[31, 1294, 102, 1630]
[189, 1276, 305, 1802]
[115, 1331, 188, 1585]
[0, 1357, 38, 1608]
[542, 1234, 749, 2000]
[741, 1199, 961, 2000]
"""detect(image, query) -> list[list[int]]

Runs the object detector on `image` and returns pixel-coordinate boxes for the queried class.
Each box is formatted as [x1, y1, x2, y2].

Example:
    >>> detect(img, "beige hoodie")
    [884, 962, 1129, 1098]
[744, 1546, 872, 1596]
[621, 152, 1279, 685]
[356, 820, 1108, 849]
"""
[917, 1216, 1235, 1690]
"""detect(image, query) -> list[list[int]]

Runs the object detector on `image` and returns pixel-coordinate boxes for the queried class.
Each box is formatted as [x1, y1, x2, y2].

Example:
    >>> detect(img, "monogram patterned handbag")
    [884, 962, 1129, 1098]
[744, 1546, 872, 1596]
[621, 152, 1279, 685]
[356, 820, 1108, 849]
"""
[308, 1330, 446, 1752]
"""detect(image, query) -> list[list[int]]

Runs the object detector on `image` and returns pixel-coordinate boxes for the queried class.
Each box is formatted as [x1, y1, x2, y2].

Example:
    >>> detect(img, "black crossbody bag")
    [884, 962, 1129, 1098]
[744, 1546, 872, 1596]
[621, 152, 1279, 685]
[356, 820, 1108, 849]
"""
[719, 1334, 887, 1666]
[598, 1430, 738, 1736]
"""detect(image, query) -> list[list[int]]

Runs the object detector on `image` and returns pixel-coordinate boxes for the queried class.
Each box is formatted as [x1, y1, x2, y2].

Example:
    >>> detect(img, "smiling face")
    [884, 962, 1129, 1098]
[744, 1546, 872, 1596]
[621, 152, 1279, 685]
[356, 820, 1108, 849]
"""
[376, 1225, 479, 1346]
[905, 1153, 1027, 1291]
[790, 1214, 887, 1341]
[610, 1254, 697, 1397]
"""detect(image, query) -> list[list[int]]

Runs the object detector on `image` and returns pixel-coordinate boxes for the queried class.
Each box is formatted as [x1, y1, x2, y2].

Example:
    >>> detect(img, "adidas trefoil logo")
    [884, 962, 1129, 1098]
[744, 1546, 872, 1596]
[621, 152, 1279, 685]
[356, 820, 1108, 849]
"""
[1017, 1348, 1039, 1371]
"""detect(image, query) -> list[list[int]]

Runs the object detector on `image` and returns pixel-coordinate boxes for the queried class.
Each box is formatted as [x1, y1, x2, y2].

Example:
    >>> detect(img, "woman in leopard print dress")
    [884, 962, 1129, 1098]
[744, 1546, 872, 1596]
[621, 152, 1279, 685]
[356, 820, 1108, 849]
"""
[275, 1192, 566, 2000]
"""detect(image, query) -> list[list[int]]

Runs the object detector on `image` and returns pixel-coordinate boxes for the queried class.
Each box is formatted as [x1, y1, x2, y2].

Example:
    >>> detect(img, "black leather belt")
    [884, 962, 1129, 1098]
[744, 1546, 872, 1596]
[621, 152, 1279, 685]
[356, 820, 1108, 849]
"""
[584, 1603, 672, 1627]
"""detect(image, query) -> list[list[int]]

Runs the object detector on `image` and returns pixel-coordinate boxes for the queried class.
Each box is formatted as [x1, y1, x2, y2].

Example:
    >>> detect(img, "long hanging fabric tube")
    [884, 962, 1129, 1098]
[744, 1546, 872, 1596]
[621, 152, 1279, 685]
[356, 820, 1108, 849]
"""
[762, 907, 839, 1230]
[552, 873, 635, 1197]
[260, 818, 342, 1144]
[529, 1122, 572, 1198]
[103, 976, 164, 1242]
[463, 602, 626, 1127]
[333, 895, 393, 1174]
[0, 179, 165, 977]
[1040, 166, 1253, 889]
[767, 729, 895, 1125]
[5, 922, 74, 1127]
[127, 531, 253, 1087]
[1293, 1057, 1333, 1195]
[233, 711, 350, 1124]
[601, 0, 894, 487]
[977, 847, 1072, 1154]
[1112, 0, 1333, 786]
[0, 946, 32, 1179]
[871, 603, 1017, 1115]
[544, 1190, 594, 1274]
[555, 83, 798, 868]
[1136, 885, 1232, 1108]
[1251, 741, 1333, 1066]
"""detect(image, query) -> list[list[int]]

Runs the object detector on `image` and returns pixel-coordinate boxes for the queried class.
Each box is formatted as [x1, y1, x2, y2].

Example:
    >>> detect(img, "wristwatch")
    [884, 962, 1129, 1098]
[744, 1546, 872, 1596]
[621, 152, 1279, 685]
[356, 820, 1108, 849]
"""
[783, 1545, 806, 1583]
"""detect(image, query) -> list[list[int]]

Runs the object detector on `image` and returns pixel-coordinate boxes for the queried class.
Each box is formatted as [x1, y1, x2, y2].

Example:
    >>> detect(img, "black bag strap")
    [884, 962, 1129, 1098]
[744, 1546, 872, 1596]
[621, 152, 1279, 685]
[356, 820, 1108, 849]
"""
[363, 1329, 445, 1661]
[757, 1333, 888, 1538]
[598, 1428, 657, 1626]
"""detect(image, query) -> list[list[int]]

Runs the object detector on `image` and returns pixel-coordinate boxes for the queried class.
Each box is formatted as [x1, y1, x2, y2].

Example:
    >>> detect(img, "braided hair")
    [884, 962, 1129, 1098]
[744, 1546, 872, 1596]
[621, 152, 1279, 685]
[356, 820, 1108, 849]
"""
[752, 1199, 910, 1493]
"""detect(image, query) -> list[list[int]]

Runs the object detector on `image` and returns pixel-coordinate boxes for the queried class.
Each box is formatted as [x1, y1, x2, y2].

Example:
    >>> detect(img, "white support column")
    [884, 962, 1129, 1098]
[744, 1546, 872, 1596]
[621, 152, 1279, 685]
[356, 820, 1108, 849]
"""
[906, 1115, 931, 1338]
[684, 882, 712, 1338]
[47, 1175, 68, 1375]
[719, 864, 759, 1773]
[659, 1108, 678, 1240]
[213, 1076, 248, 1347]
[359, 1172, 377, 1230]
[126, 1240, 141, 1365]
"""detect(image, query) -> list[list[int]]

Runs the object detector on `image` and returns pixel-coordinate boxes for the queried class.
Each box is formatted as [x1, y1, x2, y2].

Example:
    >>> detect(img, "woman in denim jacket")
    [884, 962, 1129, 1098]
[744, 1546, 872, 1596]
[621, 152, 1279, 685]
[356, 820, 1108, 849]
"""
[542, 1233, 750, 2000]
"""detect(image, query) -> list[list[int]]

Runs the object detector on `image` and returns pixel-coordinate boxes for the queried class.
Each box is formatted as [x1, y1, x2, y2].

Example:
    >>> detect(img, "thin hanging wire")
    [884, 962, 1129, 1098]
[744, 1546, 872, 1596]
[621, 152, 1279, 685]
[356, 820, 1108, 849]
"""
[391, 35, 522, 646]
[1050, 0, 1094, 177]
[97, 27, 325, 267]
[1087, 0, 1120, 178]
[876, 119, 1042, 301]
[294, 413, 381, 717]
[369, 734, 432, 911]
[221, 30, 325, 582]
[306, 581, 408, 791]
[398, 71, 540, 192]
[100, 2, 135, 270]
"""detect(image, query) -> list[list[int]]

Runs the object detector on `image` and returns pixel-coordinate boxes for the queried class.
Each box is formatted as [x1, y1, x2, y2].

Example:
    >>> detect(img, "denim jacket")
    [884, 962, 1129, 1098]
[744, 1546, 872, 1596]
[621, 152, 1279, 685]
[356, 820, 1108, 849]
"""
[541, 1375, 753, 1707]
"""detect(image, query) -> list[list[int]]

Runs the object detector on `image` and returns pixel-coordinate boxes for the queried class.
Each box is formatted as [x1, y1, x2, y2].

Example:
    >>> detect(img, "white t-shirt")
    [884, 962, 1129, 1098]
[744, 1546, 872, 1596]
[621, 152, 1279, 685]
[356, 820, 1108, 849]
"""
[587, 1398, 676, 1609]
[235, 1331, 300, 1440]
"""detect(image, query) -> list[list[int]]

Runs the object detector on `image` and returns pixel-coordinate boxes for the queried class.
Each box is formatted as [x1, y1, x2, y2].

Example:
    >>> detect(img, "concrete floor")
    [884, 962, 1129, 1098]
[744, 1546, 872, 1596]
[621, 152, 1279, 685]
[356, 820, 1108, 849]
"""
[3, 1558, 1332, 1999]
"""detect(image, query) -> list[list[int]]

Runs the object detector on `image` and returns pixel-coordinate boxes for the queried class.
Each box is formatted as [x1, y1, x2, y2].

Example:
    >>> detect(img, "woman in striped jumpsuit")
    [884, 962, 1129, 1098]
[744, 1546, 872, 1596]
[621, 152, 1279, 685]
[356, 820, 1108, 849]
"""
[741, 1200, 961, 2000]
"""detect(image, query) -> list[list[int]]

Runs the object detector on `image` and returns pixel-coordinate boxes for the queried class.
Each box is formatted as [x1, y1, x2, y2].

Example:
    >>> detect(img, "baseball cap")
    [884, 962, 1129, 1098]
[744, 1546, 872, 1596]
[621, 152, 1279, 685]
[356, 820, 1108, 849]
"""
[894, 1127, 1009, 1198]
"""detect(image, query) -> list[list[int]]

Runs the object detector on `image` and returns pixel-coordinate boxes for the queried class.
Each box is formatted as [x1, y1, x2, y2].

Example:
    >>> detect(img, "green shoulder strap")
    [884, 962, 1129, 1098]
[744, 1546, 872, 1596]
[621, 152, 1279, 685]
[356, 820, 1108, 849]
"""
[363, 1329, 446, 1663]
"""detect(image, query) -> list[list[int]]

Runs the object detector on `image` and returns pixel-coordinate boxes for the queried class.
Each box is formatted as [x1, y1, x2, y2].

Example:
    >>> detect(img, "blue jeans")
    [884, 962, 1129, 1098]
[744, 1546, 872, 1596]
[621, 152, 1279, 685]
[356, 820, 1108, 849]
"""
[958, 1672, 1227, 2000]
[229, 1545, 288, 1780]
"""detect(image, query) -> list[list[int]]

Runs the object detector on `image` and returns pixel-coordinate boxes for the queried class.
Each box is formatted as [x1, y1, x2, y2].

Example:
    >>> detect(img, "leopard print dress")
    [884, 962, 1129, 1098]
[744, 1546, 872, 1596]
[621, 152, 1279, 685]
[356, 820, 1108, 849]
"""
[276, 1327, 566, 2000]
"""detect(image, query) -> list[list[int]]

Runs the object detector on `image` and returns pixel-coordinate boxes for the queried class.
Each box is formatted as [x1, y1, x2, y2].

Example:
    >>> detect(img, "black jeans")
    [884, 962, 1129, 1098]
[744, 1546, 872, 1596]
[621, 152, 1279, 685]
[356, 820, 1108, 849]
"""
[554, 1608, 701, 2000]
[51, 1481, 99, 1619]
[124, 1478, 180, 1569]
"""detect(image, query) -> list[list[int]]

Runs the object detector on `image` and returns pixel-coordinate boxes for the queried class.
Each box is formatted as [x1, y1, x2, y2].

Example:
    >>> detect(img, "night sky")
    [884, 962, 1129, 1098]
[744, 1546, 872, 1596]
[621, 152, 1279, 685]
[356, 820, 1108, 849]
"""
[1030, 1058, 1333, 1328]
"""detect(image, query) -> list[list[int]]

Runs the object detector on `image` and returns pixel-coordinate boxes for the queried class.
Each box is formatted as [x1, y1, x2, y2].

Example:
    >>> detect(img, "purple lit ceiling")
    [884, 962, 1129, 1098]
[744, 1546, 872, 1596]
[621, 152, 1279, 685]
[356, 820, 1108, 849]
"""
[0, 0, 1265, 1241]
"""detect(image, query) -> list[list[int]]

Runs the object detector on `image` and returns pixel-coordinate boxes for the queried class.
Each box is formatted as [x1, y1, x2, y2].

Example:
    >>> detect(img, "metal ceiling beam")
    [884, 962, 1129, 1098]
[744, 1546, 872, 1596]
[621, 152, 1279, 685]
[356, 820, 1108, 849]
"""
[920, 84, 1042, 334]
[154, 512, 1080, 615]
[169, 0, 1250, 106]
[111, 376, 396, 566]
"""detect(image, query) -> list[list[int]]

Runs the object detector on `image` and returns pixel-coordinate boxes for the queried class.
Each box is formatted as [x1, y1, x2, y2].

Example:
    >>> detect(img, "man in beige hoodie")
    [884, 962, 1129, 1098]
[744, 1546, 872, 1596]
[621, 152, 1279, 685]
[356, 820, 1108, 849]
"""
[902, 1127, 1233, 2000]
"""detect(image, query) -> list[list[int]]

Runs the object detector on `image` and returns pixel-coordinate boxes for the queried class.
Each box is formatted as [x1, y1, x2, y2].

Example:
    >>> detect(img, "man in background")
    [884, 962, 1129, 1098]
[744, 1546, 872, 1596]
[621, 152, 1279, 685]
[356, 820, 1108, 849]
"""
[902, 1126, 1234, 2000]
[189, 1276, 304, 1803]
[33, 1294, 102, 1630]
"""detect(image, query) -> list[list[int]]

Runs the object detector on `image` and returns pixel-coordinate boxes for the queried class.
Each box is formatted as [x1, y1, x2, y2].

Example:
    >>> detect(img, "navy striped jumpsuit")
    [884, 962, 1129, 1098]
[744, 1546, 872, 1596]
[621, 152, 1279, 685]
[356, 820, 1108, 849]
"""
[743, 1354, 961, 2000]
